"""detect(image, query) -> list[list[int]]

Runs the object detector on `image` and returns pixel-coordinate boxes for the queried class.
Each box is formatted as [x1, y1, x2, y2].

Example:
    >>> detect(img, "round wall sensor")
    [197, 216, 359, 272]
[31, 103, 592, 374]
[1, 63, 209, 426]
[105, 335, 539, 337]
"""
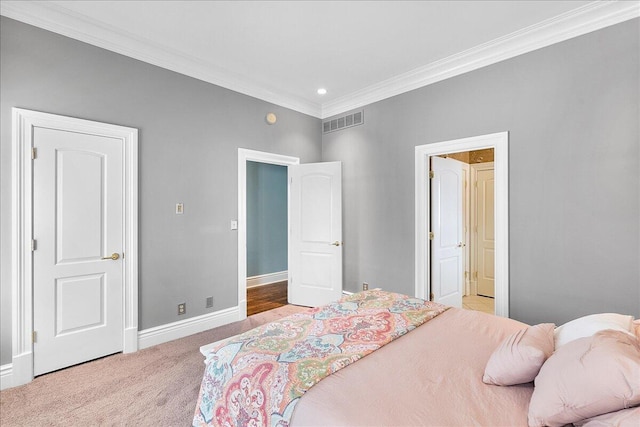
[265, 112, 277, 125]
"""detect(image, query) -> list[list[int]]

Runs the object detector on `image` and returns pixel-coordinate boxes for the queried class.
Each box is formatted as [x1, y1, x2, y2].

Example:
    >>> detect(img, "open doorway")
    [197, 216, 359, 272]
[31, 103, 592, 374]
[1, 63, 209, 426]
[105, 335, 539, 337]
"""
[238, 149, 344, 319]
[246, 161, 288, 315]
[415, 132, 509, 317]
[237, 149, 299, 320]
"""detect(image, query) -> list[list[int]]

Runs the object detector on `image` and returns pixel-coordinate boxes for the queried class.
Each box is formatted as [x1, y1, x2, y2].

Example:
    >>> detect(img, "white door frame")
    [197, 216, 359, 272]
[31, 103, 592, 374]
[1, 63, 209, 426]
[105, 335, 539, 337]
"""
[415, 132, 509, 317]
[11, 108, 138, 387]
[237, 149, 299, 320]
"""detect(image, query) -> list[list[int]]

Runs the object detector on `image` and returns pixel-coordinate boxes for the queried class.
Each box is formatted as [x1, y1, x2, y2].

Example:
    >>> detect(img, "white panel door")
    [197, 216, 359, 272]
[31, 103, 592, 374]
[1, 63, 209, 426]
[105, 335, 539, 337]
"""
[33, 126, 124, 376]
[477, 166, 495, 298]
[431, 156, 464, 308]
[289, 162, 342, 307]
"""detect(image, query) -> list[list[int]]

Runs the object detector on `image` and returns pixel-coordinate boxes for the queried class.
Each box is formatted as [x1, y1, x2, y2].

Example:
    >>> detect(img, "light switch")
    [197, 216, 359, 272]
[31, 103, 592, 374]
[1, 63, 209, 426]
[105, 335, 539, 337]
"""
[230, 220, 238, 230]
[176, 203, 184, 214]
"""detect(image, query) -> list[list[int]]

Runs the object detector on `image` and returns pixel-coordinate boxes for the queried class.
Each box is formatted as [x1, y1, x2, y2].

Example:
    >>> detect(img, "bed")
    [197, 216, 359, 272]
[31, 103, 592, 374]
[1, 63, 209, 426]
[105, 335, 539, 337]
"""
[193, 290, 640, 427]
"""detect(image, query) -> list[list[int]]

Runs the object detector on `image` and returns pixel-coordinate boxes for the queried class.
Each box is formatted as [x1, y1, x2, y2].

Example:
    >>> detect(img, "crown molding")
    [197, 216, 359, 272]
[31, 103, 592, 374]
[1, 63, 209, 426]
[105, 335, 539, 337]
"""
[0, 1, 323, 118]
[321, 1, 640, 118]
[1, 1, 637, 120]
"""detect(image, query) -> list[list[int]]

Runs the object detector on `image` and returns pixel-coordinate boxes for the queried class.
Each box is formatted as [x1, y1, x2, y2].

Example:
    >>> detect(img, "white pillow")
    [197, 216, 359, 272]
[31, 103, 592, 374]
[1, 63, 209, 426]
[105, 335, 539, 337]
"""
[554, 313, 635, 349]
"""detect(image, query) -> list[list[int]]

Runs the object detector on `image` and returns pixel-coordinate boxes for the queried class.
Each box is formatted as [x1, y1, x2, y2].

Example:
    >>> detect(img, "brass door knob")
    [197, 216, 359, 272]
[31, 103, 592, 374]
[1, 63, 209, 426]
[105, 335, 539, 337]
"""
[102, 253, 120, 260]
[330, 241, 341, 246]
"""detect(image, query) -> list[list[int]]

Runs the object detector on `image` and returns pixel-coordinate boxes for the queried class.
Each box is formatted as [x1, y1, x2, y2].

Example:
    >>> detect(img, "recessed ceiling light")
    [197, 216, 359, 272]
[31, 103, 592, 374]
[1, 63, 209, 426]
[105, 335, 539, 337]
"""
[317, 88, 327, 95]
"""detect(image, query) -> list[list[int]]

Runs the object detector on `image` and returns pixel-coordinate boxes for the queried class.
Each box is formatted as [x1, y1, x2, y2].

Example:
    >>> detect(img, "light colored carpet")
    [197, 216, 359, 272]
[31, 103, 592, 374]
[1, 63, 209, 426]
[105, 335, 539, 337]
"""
[0, 304, 307, 426]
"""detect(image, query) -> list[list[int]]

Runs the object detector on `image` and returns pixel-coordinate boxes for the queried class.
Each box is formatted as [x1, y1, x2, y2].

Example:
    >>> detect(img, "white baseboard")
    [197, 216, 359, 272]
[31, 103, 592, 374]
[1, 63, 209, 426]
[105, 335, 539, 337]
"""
[0, 363, 12, 391]
[1, 307, 241, 390]
[124, 327, 138, 354]
[138, 306, 240, 350]
[246, 270, 288, 288]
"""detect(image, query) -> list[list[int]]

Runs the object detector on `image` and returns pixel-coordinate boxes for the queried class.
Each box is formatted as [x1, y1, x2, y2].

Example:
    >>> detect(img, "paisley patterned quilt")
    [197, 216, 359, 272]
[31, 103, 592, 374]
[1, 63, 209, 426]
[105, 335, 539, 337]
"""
[193, 289, 448, 427]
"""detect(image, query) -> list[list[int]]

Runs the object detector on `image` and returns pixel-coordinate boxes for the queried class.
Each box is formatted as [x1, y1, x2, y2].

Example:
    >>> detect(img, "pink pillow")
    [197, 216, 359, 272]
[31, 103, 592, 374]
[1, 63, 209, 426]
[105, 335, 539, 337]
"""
[528, 330, 640, 427]
[483, 323, 555, 386]
[574, 407, 640, 427]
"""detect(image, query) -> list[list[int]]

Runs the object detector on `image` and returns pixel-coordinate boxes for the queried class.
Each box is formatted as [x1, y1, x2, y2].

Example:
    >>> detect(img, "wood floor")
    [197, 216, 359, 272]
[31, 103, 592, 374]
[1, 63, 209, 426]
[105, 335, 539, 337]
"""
[462, 294, 494, 314]
[247, 280, 288, 316]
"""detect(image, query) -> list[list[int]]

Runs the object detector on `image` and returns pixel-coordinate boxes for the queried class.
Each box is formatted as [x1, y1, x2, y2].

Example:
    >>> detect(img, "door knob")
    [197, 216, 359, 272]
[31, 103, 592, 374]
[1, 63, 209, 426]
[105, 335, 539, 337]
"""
[102, 253, 120, 260]
[456, 242, 466, 248]
[330, 241, 341, 246]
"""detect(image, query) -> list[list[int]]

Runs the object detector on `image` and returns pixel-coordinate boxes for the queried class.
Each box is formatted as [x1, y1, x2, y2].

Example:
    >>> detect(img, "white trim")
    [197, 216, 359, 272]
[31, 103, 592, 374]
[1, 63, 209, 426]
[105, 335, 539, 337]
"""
[247, 271, 288, 288]
[321, 1, 640, 118]
[238, 149, 299, 321]
[3, 306, 240, 389]
[0, 1, 321, 118]
[0, 364, 12, 390]
[1, 1, 637, 119]
[11, 108, 138, 387]
[138, 306, 239, 350]
[415, 132, 509, 317]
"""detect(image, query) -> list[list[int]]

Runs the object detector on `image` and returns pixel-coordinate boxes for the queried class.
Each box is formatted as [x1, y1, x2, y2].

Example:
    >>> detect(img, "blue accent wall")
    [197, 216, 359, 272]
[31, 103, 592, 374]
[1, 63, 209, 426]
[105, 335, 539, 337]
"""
[247, 161, 288, 277]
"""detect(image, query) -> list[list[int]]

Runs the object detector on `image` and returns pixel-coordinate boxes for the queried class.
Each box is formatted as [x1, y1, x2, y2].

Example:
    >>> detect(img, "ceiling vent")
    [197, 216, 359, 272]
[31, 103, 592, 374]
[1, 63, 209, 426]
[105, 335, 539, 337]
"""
[323, 110, 364, 134]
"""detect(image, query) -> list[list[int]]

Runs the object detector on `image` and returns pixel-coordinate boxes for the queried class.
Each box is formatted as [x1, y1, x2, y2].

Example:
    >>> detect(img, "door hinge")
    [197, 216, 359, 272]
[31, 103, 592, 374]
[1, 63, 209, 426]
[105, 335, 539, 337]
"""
[473, 271, 478, 280]
[31, 239, 37, 251]
[429, 292, 434, 301]
[465, 271, 469, 279]
[429, 170, 434, 179]
[429, 232, 434, 241]
[32, 331, 37, 343]
[31, 147, 37, 160]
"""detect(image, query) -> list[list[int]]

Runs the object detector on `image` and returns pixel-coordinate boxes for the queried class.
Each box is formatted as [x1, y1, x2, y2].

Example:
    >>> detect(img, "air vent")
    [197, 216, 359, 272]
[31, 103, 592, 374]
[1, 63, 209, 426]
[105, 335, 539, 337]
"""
[322, 110, 364, 134]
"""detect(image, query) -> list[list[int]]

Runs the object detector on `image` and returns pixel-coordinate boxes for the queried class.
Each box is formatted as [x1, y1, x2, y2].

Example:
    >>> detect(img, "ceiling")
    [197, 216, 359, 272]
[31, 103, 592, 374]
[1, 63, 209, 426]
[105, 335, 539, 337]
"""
[1, 1, 638, 118]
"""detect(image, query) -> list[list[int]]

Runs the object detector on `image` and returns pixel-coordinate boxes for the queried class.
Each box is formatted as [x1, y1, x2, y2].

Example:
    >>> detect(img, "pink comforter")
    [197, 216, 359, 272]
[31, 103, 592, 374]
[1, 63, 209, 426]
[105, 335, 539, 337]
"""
[290, 308, 534, 426]
[194, 290, 449, 427]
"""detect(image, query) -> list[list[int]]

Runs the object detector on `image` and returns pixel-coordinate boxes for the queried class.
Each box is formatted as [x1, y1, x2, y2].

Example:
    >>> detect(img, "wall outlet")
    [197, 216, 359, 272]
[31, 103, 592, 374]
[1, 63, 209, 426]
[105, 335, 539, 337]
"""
[176, 203, 184, 214]
[206, 296, 214, 308]
[362, 282, 369, 291]
[178, 303, 186, 315]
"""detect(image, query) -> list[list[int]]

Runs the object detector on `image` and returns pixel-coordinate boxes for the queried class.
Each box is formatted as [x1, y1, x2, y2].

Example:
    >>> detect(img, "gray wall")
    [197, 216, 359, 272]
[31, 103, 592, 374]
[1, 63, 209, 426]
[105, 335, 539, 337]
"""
[1, 15, 638, 366]
[246, 161, 288, 277]
[323, 19, 640, 326]
[0, 17, 322, 365]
